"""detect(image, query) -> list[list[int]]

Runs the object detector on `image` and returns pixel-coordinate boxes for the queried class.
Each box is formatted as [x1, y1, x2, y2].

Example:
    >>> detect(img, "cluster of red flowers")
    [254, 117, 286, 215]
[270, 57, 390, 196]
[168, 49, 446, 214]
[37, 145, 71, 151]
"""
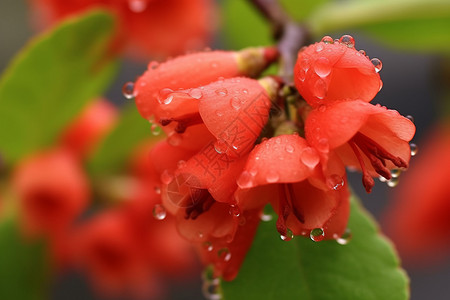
[10, 99, 196, 299]
[29, 0, 216, 59]
[130, 35, 416, 280]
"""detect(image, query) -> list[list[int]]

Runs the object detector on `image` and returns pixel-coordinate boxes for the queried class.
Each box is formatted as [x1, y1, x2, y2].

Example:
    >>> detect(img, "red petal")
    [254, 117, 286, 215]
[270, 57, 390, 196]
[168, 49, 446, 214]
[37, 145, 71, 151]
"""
[198, 77, 272, 158]
[238, 135, 315, 188]
[294, 41, 381, 107]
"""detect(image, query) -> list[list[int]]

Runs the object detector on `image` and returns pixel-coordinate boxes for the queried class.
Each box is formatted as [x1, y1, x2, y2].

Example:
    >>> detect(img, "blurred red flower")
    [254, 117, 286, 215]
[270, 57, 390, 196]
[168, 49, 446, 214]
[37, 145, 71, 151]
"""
[384, 123, 450, 263]
[29, 0, 216, 59]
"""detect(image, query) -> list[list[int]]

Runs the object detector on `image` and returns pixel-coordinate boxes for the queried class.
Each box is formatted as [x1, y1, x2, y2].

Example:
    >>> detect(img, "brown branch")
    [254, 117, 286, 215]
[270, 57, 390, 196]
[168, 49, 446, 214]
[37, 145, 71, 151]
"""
[249, 0, 310, 84]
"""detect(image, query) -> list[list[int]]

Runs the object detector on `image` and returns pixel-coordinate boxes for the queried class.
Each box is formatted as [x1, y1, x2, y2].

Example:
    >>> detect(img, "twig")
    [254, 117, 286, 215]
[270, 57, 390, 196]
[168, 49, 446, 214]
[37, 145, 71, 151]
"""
[249, 0, 310, 84]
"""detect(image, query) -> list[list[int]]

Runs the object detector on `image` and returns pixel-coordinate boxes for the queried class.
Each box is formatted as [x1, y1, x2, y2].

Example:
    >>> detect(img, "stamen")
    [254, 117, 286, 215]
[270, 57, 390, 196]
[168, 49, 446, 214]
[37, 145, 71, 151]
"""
[285, 184, 305, 223]
[185, 189, 215, 220]
[349, 141, 375, 193]
[275, 184, 305, 236]
[159, 112, 203, 134]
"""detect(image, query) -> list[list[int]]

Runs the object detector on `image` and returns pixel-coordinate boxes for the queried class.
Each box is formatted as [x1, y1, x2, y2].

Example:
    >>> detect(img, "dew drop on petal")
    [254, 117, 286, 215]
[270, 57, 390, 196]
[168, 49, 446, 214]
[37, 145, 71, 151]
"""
[161, 170, 173, 184]
[298, 68, 306, 81]
[167, 133, 183, 146]
[152, 204, 166, 220]
[371, 58, 383, 72]
[203, 241, 214, 252]
[339, 35, 355, 48]
[154, 186, 161, 195]
[327, 174, 344, 190]
[300, 57, 311, 71]
[122, 82, 135, 99]
[378, 176, 388, 183]
[313, 78, 327, 99]
[335, 228, 352, 245]
[150, 124, 162, 136]
[189, 88, 203, 99]
[300, 147, 320, 168]
[242, 88, 249, 94]
[218, 248, 232, 262]
[285, 144, 294, 153]
[359, 49, 366, 56]
[214, 139, 228, 154]
[310, 228, 325, 242]
[215, 110, 224, 117]
[334, 38, 340, 44]
[128, 0, 147, 12]
[316, 138, 329, 153]
[391, 169, 401, 178]
[406, 115, 415, 123]
[387, 177, 400, 187]
[260, 213, 273, 222]
[314, 57, 331, 77]
[266, 170, 279, 183]
[230, 96, 241, 110]
[410, 143, 418, 156]
[215, 88, 228, 96]
[280, 228, 294, 241]
[158, 88, 174, 104]
[229, 205, 241, 217]
[315, 43, 324, 52]
[321, 36, 333, 44]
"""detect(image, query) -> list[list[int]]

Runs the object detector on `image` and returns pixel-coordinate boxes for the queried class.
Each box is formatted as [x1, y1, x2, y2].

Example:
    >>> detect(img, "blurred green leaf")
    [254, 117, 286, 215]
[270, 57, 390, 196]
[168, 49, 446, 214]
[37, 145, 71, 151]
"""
[0, 10, 118, 163]
[307, 0, 450, 53]
[0, 217, 48, 300]
[87, 103, 152, 176]
[280, 0, 332, 21]
[221, 0, 272, 49]
[221, 196, 409, 300]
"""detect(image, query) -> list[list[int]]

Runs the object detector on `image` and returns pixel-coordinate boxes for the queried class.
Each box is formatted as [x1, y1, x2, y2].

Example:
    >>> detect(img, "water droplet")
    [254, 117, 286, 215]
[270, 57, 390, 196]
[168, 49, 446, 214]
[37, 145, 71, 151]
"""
[300, 147, 320, 168]
[315, 43, 324, 52]
[215, 88, 228, 96]
[189, 88, 203, 99]
[203, 241, 214, 252]
[161, 170, 173, 184]
[313, 78, 327, 99]
[230, 96, 241, 110]
[149, 61, 159, 70]
[285, 144, 294, 153]
[359, 49, 366, 56]
[390, 169, 401, 178]
[406, 115, 414, 123]
[229, 205, 241, 217]
[334, 38, 340, 44]
[260, 213, 272, 222]
[321, 36, 333, 44]
[152, 204, 166, 220]
[410, 143, 418, 156]
[242, 89, 249, 94]
[378, 176, 388, 182]
[150, 124, 162, 136]
[371, 58, 383, 72]
[298, 68, 306, 81]
[128, 0, 147, 12]
[202, 275, 221, 300]
[122, 82, 135, 99]
[299, 57, 311, 71]
[218, 248, 232, 262]
[316, 138, 329, 153]
[314, 57, 331, 77]
[158, 88, 174, 104]
[335, 228, 352, 245]
[266, 170, 279, 183]
[339, 35, 355, 48]
[154, 186, 161, 195]
[167, 133, 183, 146]
[215, 110, 224, 117]
[318, 105, 326, 112]
[214, 139, 228, 154]
[327, 174, 344, 190]
[310, 228, 325, 242]
[177, 160, 186, 169]
[280, 228, 294, 241]
[387, 177, 399, 187]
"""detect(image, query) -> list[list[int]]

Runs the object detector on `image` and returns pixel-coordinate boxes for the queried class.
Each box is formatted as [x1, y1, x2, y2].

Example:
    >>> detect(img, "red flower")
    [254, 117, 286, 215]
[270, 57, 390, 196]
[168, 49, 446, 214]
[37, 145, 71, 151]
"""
[294, 35, 382, 107]
[235, 135, 350, 241]
[12, 148, 89, 237]
[295, 36, 416, 193]
[30, 0, 216, 59]
[60, 99, 117, 159]
[383, 123, 450, 264]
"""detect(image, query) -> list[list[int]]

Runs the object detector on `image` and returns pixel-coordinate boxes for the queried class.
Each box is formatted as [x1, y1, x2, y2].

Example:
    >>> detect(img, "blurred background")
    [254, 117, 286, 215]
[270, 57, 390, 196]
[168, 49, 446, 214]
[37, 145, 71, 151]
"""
[1, 0, 450, 299]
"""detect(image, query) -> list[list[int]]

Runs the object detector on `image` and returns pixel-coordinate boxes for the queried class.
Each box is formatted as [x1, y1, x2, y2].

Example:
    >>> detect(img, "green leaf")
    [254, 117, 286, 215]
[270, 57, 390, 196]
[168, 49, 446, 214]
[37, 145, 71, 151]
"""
[0, 217, 48, 300]
[0, 10, 118, 163]
[87, 103, 152, 176]
[221, 196, 409, 300]
[280, 0, 332, 22]
[221, 0, 272, 49]
[307, 0, 450, 53]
